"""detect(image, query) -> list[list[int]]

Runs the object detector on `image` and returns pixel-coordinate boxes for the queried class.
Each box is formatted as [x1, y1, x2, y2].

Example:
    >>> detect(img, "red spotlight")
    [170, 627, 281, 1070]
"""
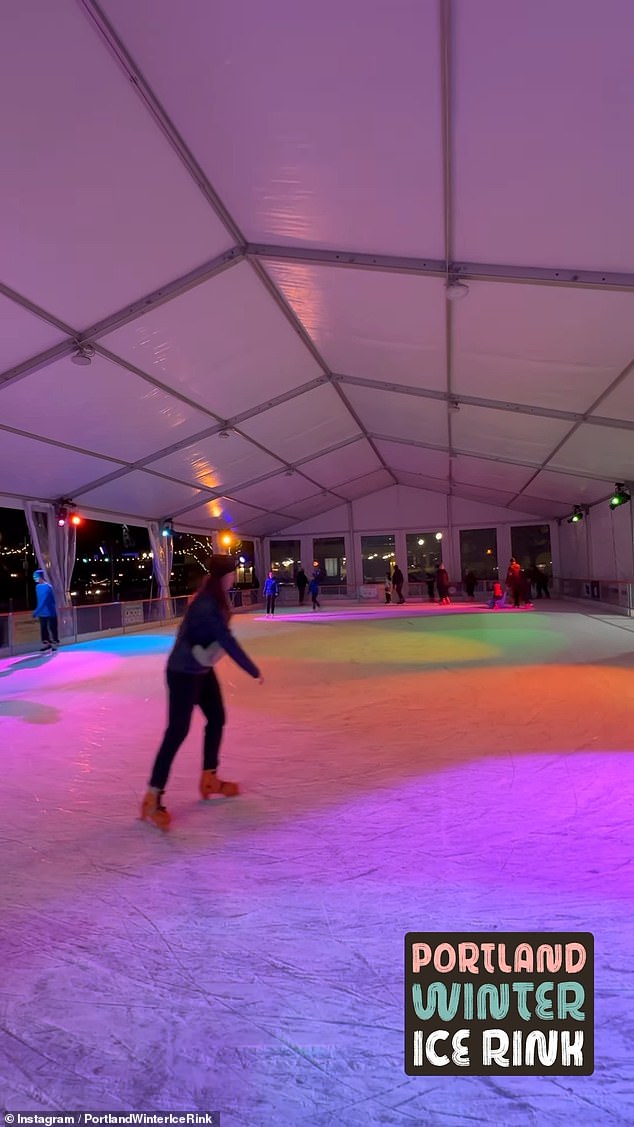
[70, 513, 82, 526]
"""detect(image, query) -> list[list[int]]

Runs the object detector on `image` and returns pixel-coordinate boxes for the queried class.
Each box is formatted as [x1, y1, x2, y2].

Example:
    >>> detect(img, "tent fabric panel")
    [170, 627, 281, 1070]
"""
[373, 441, 450, 478]
[335, 470, 394, 501]
[0, 354, 211, 464]
[453, 0, 634, 271]
[395, 471, 450, 495]
[279, 493, 347, 522]
[77, 472, 205, 518]
[549, 424, 634, 481]
[177, 498, 264, 531]
[523, 471, 612, 505]
[298, 440, 381, 489]
[594, 371, 634, 424]
[100, 262, 322, 420]
[231, 473, 319, 512]
[102, 0, 444, 256]
[0, 432, 116, 500]
[1, 1, 231, 328]
[451, 405, 570, 462]
[150, 434, 282, 495]
[237, 385, 360, 463]
[266, 263, 447, 389]
[452, 455, 535, 493]
[0, 295, 67, 374]
[342, 385, 449, 446]
[452, 282, 634, 414]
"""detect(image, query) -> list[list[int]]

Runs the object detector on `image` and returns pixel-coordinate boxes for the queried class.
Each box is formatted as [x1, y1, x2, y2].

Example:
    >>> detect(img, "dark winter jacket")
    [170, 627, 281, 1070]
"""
[263, 577, 279, 597]
[436, 568, 450, 597]
[295, 570, 308, 590]
[167, 593, 259, 678]
[33, 582, 57, 618]
[392, 567, 404, 587]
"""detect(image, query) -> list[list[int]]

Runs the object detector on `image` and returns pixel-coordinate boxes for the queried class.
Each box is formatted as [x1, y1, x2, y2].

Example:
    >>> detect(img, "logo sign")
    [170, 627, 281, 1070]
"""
[405, 932, 593, 1076]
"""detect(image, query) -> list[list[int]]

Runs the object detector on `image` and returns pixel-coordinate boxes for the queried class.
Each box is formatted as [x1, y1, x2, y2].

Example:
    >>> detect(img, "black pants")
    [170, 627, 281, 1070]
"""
[266, 595, 276, 614]
[395, 583, 404, 604]
[536, 582, 550, 599]
[150, 670, 225, 790]
[298, 587, 306, 604]
[312, 593, 320, 609]
[40, 616, 59, 645]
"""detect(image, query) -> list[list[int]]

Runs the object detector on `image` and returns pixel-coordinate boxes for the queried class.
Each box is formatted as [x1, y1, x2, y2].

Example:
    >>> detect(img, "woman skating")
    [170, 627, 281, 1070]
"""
[142, 557, 262, 831]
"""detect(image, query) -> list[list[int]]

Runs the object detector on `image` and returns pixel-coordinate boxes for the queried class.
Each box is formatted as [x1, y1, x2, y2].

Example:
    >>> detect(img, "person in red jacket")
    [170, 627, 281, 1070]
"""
[506, 558, 523, 608]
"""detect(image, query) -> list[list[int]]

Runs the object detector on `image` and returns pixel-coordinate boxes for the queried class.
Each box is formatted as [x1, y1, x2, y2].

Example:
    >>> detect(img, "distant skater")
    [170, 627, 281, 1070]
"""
[264, 571, 279, 615]
[296, 567, 308, 606]
[464, 570, 477, 600]
[309, 572, 321, 611]
[142, 556, 261, 831]
[506, 557, 523, 608]
[436, 564, 450, 605]
[392, 564, 405, 604]
[33, 570, 59, 651]
[533, 566, 551, 599]
[384, 572, 392, 604]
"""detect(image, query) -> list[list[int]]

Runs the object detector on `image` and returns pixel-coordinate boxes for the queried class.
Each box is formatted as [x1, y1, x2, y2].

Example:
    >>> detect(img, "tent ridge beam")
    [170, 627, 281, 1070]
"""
[369, 431, 620, 485]
[336, 372, 634, 429]
[79, 0, 245, 246]
[508, 351, 634, 504]
[246, 244, 634, 291]
[79, 247, 244, 342]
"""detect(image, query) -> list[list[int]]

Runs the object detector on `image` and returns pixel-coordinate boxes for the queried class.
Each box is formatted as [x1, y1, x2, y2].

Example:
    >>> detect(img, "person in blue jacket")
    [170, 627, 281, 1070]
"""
[309, 571, 321, 611]
[32, 570, 59, 651]
[263, 571, 279, 615]
[142, 556, 262, 830]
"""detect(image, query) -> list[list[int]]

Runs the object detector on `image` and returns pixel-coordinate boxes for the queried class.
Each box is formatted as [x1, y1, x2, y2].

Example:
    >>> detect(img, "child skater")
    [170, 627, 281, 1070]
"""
[141, 556, 262, 831]
[487, 581, 505, 609]
[384, 572, 392, 604]
[263, 571, 279, 615]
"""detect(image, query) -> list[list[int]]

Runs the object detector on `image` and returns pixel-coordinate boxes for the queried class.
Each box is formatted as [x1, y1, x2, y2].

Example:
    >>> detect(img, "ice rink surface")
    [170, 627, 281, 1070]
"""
[1, 601, 633, 1126]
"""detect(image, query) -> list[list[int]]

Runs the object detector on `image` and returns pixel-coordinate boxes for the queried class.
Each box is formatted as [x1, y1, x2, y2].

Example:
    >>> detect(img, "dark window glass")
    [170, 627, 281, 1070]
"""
[406, 532, 444, 580]
[269, 540, 301, 585]
[510, 525, 552, 574]
[459, 528, 498, 580]
[361, 534, 396, 583]
[313, 537, 346, 584]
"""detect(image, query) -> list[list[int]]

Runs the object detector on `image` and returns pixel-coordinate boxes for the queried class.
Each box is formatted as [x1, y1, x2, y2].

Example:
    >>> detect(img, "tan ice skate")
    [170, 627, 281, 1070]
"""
[199, 769, 240, 799]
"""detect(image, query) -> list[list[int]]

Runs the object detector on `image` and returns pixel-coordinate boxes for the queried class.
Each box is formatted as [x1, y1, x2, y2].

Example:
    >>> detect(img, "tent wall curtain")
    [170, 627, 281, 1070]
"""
[24, 502, 77, 635]
[148, 522, 173, 599]
[24, 502, 77, 605]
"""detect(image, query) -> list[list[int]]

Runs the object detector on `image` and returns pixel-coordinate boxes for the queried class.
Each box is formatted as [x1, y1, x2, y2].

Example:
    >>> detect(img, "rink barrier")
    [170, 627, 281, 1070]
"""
[0, 590, 262, 657]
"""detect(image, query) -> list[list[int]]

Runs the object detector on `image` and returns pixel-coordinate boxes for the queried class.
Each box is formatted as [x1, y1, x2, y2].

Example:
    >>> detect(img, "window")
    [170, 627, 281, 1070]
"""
[361, 534, 395, 583]
[459, 528, 498, 581]
[233, 539, 255, 587]
[313, 537, 346, 585]
[511, 525, 552, 575]
[406, 532, 444, 580]
[269, 540, 300, 585]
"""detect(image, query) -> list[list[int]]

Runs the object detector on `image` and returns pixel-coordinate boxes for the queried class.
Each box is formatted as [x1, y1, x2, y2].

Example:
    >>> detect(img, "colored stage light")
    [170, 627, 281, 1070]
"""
[568, 506, 584, 524]
[70, 513, 82, 526]
[609, 484, 631, 509]
[221, 533, 232, 547]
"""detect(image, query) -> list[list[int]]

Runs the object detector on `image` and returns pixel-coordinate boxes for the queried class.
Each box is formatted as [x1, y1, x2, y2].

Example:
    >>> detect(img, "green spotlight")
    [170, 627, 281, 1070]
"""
[609, 484, 631, 509]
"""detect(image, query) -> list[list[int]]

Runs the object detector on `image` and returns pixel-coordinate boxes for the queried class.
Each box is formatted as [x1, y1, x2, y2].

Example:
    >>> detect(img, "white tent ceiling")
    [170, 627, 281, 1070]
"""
[2, 0, 633, 535]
